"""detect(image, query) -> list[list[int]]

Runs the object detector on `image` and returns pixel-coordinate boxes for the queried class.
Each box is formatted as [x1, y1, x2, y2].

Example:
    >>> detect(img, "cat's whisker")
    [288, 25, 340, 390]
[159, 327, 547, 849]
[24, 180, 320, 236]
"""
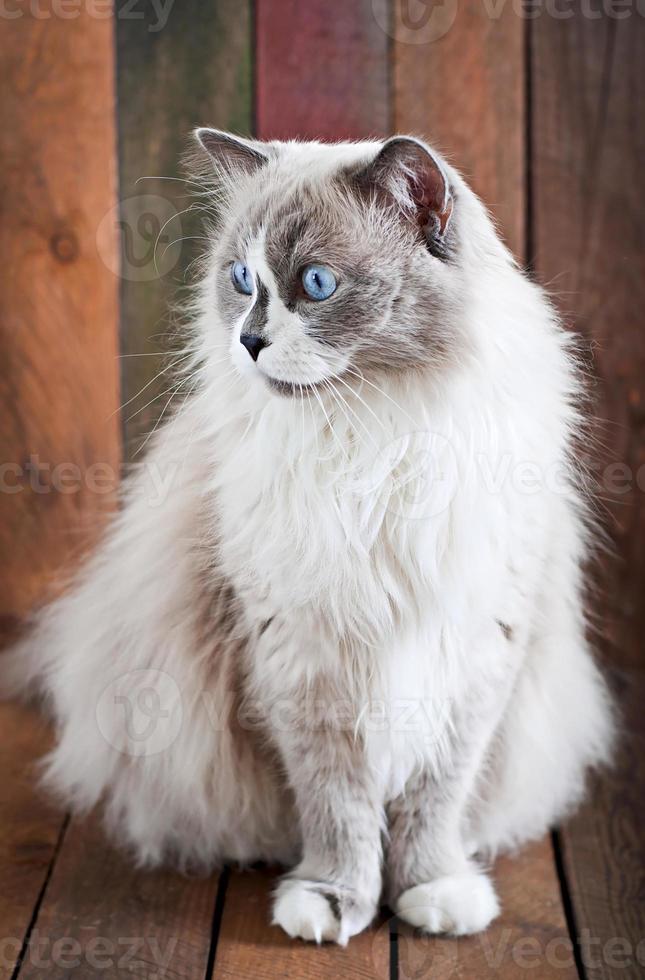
[111, 360, 184, 421]
[321, 379, 371, 457]
[153, 203, 206, 278]
[298, 382, 306, 461]
[330, 372, 389, 439]
[159, 236, 213, 262]
[136, 378, 196, 456]
[324, 377, 380, 454]
[345, 368, 419, 428]
[305, 388, 322, 462]
[135, 175, 210, 194]
[311, 385, 347, 462]
[126, 375, 192, 429]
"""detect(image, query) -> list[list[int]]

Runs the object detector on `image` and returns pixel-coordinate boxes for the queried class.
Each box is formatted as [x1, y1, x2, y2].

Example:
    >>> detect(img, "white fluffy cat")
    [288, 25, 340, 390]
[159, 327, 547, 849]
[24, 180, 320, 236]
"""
[4, 132, 614, 945]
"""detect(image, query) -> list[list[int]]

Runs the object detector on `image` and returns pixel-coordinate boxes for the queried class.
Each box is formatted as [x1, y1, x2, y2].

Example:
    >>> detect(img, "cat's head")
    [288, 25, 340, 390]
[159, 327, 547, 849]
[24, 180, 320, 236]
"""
[194, 130, 479, 398]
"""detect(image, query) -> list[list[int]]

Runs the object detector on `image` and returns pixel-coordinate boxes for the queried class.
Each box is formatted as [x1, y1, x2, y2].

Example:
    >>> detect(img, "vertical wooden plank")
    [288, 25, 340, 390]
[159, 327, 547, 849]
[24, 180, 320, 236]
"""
[210, 867, 390, 980]
[0, 705, 64, 980]
[393, 0, 525, 260]
[558, 670, 645, 980]
[0, 5, 121, 638]
[17, 814, 220, 979]
[532, 10, 645, 672]
[116, 0, 253, 457]
[396, 838, 578, 979]
[533, 11, 644, 977]
[256, 0, 389, 140]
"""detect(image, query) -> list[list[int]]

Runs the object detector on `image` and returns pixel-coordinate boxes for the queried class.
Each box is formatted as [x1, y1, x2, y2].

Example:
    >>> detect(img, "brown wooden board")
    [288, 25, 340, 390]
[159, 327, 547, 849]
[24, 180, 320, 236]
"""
[0, 704, 64, 980]
[0, 7, 121, 640]
[531, 12, 645, 671]
[256, 0, 390, 141]
[16, 812, 220, 979]
[116, 0, 253, 458]
[396, 837, 577, 979]
[558, 669, 645, 980]
[393, 0, 525, 261]
[210, 867, 391, 979]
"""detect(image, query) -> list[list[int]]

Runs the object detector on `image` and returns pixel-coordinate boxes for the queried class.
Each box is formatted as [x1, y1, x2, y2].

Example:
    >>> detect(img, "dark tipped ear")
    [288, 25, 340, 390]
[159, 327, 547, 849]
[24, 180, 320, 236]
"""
[356, 137, 453, 256]
[194, 128, 269, 176]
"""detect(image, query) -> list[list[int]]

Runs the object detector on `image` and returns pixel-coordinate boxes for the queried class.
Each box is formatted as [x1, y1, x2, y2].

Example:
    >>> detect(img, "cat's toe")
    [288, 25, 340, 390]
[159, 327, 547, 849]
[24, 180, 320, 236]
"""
[395, 870, 499, 936]
[272, 879, 342, 944]
[272, 877, 376, 945]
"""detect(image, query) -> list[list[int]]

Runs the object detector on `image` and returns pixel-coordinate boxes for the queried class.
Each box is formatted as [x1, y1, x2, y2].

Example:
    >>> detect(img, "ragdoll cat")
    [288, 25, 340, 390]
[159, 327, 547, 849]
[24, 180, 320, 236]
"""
[4, 131, 614, 945]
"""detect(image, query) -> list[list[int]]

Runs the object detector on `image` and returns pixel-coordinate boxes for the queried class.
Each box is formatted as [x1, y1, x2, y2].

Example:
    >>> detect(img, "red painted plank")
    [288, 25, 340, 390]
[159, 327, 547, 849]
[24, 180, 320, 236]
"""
[256, 0, 389, 140]
[393, 0, 525, 261]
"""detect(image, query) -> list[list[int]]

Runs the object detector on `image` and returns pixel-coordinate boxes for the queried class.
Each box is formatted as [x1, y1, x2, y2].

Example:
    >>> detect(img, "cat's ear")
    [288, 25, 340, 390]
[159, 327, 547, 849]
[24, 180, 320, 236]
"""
[194, 128, 269, 176]
[356, 137, 453, 254]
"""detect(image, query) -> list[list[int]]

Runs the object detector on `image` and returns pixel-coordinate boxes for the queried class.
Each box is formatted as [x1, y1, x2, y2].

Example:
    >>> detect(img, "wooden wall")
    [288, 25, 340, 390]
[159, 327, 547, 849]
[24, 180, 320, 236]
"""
[0, 9, 121, 645]
[2, 0, 641, 672]
[0, 3, 642, 976]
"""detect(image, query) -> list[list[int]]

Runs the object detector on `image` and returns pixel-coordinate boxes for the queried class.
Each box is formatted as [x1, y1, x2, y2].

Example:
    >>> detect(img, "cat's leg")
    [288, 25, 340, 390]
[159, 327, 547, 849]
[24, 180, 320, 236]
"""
[385, 628, 518, 936]
[386, 769, 500, 935]
[264, 672, 384, 945]
[271, 723, 384, 944]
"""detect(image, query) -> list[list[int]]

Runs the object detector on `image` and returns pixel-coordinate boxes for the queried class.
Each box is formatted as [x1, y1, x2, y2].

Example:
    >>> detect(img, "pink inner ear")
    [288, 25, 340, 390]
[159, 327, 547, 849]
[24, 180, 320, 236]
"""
[409, 156, 452, 236]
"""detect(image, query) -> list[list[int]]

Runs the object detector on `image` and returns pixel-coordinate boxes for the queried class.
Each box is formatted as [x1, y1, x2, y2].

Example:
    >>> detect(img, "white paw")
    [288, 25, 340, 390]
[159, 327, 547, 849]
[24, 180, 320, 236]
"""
[395, 870, 500, 936]
[272, 879, 342, 944]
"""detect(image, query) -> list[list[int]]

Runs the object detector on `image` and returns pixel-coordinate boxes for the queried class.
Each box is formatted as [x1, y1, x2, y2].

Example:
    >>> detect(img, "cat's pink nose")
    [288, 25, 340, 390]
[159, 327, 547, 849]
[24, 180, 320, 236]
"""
[240, 333, 269, 362]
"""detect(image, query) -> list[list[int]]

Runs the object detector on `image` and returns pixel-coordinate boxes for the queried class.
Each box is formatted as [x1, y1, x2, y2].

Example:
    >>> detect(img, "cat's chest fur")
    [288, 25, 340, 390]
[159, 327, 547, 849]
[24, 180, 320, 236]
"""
[206, 367, 551, 690]
[212, 395, 461, 642]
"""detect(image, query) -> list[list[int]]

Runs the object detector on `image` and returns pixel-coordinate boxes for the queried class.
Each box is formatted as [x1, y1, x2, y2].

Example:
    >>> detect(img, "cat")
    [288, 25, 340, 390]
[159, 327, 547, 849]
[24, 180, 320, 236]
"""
[3, 131, 615, 945]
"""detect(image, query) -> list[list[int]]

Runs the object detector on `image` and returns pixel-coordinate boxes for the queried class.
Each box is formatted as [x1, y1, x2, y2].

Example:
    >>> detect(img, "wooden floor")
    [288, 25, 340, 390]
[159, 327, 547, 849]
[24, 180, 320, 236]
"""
[1, 670, 642, 980]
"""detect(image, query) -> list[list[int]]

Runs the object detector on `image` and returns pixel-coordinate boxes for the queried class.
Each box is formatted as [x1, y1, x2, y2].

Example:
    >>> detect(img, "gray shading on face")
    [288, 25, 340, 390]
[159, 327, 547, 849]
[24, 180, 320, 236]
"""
[202, 132, 467, 391]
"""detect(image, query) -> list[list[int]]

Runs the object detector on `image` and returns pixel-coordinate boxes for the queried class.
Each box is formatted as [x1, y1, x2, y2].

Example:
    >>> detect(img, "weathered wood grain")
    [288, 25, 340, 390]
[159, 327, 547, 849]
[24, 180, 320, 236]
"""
[558, 669, 645, 980]
[0, 7, 121, 639]
[17, 813, 220, 979]
[0, 703, 64, 980]
[210, 867, 391, 979]
[256, 0, 390, 140]
[116, 0, 253, 457]
[396, 837, 578, 979]
[393, 0, 525, 260]
[532, 11, 645, 671]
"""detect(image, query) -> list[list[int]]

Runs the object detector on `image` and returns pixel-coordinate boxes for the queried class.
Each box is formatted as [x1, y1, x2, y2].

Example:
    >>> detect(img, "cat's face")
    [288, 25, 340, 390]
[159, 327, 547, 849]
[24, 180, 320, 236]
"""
[197, 132, 467, 397]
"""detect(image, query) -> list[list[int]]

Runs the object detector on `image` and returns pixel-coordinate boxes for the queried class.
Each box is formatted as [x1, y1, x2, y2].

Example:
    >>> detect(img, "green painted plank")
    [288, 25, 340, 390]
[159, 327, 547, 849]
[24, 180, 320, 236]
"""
[116, 0, 252, 457]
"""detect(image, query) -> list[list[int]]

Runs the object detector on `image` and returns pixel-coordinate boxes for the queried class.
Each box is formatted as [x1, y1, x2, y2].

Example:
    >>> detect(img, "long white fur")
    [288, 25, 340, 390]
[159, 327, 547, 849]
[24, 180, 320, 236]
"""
[2, 136, 614, 940]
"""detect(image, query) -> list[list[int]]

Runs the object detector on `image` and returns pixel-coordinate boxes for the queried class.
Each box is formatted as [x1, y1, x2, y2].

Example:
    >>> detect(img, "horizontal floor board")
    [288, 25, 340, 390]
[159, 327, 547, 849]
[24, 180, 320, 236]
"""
[16, 813, 220, 979]
[210, 866, 391, 980]
[558, 668, 645, 980]
[396, 837, 577, 980]
[0, 701, 64, 980]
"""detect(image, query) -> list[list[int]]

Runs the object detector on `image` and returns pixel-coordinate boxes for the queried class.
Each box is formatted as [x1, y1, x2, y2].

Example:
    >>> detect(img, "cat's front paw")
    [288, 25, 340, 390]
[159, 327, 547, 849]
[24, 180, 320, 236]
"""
[395, 870, 499, 936]
[272, 876, 375, 946]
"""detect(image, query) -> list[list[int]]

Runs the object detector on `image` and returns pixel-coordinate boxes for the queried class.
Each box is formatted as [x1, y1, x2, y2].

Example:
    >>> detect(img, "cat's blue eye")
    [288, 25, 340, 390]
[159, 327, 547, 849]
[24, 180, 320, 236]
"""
[301, 264, 337, 301]
[231, 261, 253, 295]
